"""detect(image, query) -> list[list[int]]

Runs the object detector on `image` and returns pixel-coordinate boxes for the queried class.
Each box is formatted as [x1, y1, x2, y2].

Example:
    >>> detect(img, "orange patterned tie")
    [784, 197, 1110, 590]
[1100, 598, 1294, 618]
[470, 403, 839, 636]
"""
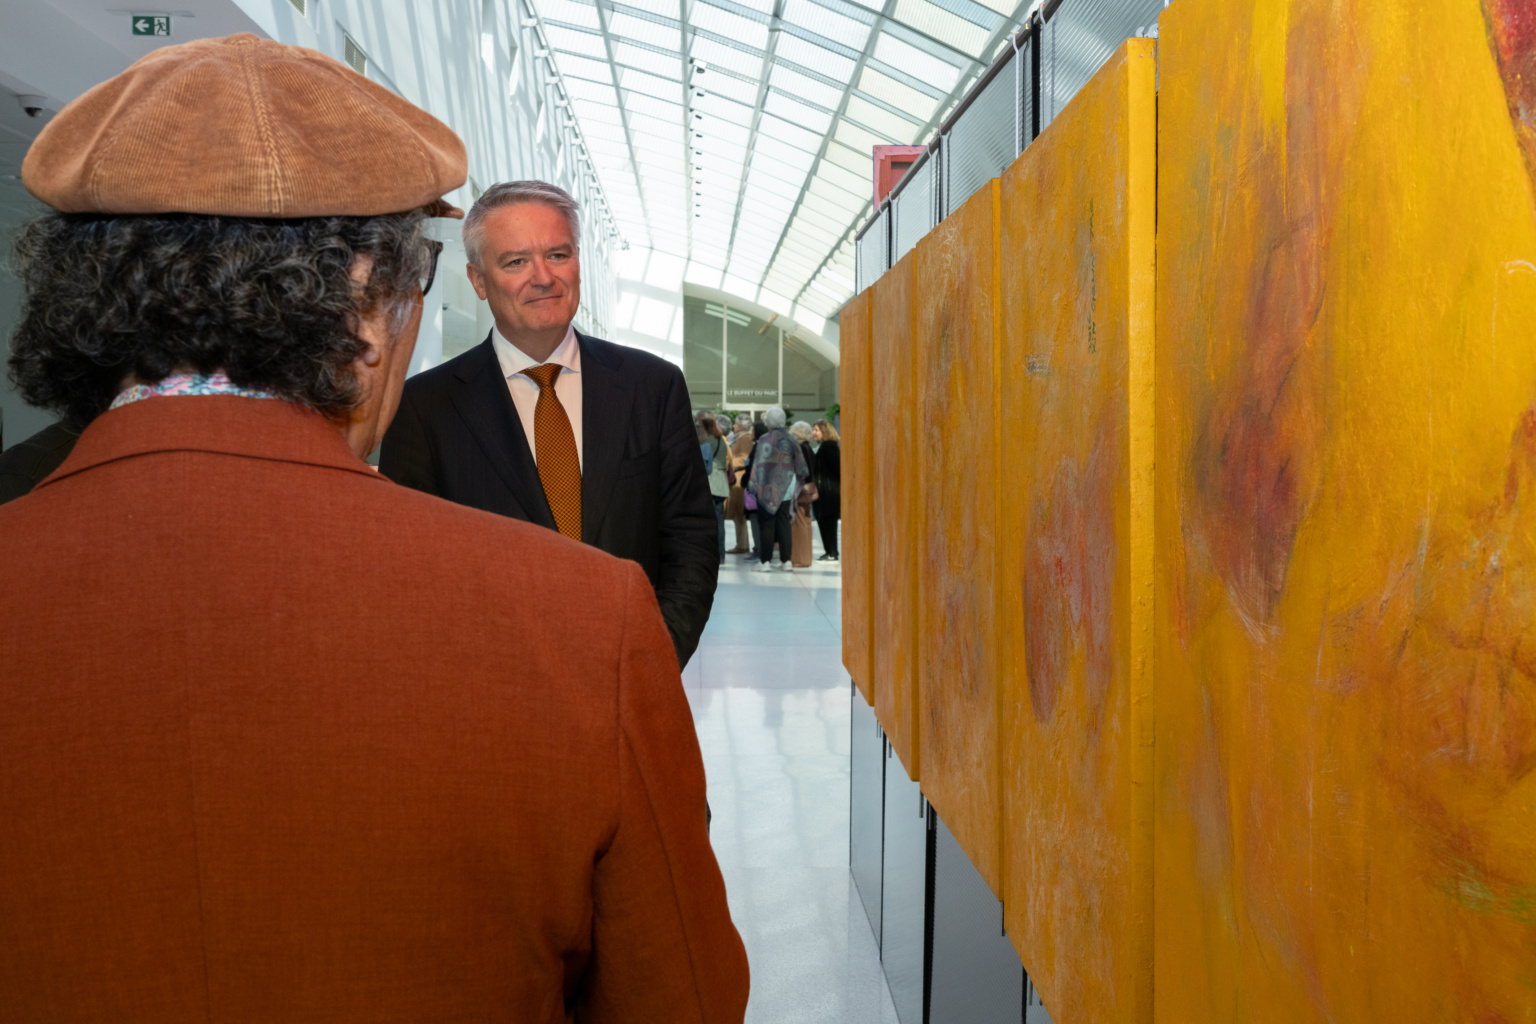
[522, 363, 582, 539]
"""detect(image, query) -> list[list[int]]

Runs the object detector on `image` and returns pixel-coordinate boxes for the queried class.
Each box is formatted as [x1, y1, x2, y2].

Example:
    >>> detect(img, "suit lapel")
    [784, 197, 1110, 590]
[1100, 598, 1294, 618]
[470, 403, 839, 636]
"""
[577, 332, 635, 544]
[447, 335, 556, 529]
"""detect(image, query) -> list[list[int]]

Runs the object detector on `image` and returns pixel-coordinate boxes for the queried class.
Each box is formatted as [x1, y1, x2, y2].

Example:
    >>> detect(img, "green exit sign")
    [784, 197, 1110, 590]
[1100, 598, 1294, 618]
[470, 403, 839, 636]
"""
[131, 15, 171, 36]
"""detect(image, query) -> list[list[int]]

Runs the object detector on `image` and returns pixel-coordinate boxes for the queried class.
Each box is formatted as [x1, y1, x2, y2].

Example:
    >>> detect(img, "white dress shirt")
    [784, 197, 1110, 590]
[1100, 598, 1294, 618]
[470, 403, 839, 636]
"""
[491, 324, 584, 471]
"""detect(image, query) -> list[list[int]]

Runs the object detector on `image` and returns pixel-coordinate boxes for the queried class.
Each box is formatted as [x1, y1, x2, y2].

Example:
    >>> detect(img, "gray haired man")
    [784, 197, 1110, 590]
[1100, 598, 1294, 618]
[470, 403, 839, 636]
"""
[380, 181, 719, 668]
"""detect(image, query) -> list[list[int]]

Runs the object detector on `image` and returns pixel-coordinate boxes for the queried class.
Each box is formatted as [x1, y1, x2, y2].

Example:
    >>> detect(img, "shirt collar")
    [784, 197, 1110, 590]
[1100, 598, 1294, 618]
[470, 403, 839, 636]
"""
[492, 323, 581, 381]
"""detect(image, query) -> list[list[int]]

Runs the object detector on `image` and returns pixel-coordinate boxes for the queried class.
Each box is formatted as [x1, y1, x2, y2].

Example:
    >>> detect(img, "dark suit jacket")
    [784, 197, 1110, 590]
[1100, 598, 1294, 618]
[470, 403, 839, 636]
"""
[0, 421, 79, 506]
[0, 396, 749, 1022]
[380, 331, 718, 667]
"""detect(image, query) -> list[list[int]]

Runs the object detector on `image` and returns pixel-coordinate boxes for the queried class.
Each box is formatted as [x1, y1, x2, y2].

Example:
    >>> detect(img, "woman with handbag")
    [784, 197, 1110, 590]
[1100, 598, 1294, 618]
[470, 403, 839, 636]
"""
[746, 408, 808, 573]
[811, 419, 841, 561]
[788, 421, 819, 568]
[697, 412, 731, 563]
[725, 414, 755, 554]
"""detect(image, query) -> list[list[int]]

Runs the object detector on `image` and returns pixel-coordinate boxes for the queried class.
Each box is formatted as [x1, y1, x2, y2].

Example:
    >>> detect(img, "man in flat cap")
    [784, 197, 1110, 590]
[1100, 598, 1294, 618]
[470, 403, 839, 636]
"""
[380, 180, 719, 670]
[0, 34, 748, 1023]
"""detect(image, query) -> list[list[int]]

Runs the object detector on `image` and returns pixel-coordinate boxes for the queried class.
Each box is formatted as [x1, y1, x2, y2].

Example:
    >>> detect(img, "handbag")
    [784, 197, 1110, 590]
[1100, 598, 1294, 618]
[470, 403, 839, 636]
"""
[798, 480, 820, 505]
[744, 489, 758, 511]
[791, 505, 814, 566]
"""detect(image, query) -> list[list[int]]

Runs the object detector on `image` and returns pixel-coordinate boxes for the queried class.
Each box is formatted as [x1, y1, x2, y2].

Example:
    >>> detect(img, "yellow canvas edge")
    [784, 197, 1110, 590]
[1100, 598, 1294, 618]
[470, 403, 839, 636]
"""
[1123, 37, 1157, 1024]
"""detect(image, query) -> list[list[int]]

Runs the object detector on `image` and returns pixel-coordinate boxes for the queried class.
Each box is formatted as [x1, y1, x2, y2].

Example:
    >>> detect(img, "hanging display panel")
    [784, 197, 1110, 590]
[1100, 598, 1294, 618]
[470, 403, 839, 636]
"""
[1156, 1, 1536, 1021]
[997, 40, 1155, 1024]
[840, 288, 874, 703]
[871, 253, 920, 779]
[913, 180, 1002, 894]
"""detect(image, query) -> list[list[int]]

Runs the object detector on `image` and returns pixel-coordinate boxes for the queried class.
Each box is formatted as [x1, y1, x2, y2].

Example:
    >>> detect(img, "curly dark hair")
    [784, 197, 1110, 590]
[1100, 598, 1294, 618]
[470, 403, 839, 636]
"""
[6, 210, 432, 427]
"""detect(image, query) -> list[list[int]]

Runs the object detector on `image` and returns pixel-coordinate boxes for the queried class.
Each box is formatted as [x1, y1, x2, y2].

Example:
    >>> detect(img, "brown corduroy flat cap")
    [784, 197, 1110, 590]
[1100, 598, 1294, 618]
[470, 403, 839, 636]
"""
[22, 33, 467, 218]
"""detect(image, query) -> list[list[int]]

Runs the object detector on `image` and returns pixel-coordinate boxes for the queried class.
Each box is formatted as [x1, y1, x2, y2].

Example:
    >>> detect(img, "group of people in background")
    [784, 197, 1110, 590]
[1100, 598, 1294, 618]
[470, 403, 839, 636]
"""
[695, 406, 840, 572]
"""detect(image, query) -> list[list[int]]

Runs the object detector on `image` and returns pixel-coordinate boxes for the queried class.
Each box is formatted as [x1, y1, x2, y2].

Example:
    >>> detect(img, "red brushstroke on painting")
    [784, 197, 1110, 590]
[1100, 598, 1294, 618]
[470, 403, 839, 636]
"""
[1022, 414, 1117, 727]
[1483, 0, 1536, 188]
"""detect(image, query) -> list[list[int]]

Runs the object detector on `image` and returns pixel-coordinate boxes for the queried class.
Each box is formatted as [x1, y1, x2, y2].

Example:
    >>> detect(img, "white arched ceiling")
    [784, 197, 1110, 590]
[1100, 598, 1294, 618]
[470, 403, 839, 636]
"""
[524, 0, 1035, 325]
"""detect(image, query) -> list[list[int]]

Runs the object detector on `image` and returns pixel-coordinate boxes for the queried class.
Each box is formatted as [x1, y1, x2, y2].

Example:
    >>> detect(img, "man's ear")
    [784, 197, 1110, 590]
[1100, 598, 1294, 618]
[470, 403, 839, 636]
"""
[466, 261, 488, 301]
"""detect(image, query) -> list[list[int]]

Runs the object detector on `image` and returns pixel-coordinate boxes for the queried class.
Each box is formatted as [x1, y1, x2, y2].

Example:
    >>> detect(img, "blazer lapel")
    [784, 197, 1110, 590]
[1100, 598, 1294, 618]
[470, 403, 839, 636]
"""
[577, 332, 635, 544]
[447, 335, 556, 529]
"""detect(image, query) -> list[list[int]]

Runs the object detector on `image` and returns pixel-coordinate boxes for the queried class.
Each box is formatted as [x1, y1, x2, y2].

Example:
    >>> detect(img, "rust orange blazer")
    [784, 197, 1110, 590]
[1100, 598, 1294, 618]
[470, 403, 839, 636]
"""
[0, 396, 749, 1023]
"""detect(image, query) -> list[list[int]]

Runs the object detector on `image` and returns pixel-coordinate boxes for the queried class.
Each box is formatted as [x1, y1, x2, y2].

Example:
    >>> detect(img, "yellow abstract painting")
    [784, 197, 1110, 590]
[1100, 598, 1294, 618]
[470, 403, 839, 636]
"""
[998, 41, 1155, 1024]
[914, 181, 1003, 893]
[840, 288, 873, 702]
[1156, 0, 1536, 1019]
[871, 254, 921, 777]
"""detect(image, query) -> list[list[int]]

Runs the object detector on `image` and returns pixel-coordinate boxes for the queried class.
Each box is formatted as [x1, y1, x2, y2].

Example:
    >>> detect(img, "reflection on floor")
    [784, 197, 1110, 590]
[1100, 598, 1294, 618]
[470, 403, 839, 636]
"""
[688, 520, 899, 1024]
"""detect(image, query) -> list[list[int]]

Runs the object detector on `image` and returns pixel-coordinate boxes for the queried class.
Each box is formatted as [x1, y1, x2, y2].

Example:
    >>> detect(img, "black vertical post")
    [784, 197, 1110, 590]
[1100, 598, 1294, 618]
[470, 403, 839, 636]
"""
[922, 799, 937, 1024]
[1029, 15, 1042, 141]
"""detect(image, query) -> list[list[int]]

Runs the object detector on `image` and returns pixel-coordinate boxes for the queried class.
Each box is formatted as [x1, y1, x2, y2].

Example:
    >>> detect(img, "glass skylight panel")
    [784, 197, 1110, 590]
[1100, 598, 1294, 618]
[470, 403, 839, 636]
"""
[753, 138, 816, 173]
[764, 92, 833, 134]
[688, 36, 763, 74]
[788, 213, 842, 244]
[607, 13, 682, 51]
[808, 172, 864, 209]
[780, 0, 873, 51]
[563, 77, 619, 104]
[582, 120, 629, 143]
[619, 67, 683, 100]
[627, 112, 682, 140]
[894, 0, 993, 56]
[691, 1, 771, 50]
[613, 42, 685, 78]
[539, 0, 601, 29]
[774, 34, 857, 81]
[613, 0, 681, 16]
[693, 118, 751, 147]
[573, 99, 625, 125]
[722, 273, 761, 298]
[755, 113, 823, 155]
[857, 66, 942, 119]
[844, 95, 923, 143]
[693, 70, 760, 105]
[809, 275, 848, 300]
[821, 264, 856, 290]
[766, 64, 845, 110]
[694, 96, 755, 128]
[799, 190, 852, 223]
[815, 159, 869, 199]
[625, 93, 684, 121]
[835, 116, 891, 152]
[872, 32, 962, 91]
[820, 140, 869, 176]
[797, 288, 839, 315]
[553, 52, 618, 82]
[544, 25, 609, 58]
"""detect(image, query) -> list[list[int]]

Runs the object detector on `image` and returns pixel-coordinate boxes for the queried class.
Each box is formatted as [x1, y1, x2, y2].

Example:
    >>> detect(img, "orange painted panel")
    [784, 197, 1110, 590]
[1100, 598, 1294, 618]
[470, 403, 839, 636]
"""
[840, 288, 873, 701]
[998, 41, 1155, 1024]
[913, 181, 1002, 893]
[871, 254, 920, 777]
[1156, 1, 1536, 1021]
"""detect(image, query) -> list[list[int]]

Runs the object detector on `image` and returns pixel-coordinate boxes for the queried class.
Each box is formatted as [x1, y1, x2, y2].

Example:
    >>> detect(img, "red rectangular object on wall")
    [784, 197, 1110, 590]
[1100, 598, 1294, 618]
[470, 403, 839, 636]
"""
[874, 145, 926, 206]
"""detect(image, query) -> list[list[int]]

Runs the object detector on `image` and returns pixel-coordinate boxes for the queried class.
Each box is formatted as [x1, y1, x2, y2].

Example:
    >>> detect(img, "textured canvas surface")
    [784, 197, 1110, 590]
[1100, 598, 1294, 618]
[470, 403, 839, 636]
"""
[871, 255, 921, 778]
[998, 41, 1156, 1024]
[913, 181, 1003, 893]
[840, 288, 873, 702]
[1155, 0, 1536, 1019]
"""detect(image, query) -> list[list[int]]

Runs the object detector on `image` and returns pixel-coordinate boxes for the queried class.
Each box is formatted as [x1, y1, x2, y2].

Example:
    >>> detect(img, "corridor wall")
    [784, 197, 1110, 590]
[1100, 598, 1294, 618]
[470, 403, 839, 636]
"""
[998, 40, 1155, 1024]
[914, 183, 1004, 895]
[845, 1, 1536, 1020]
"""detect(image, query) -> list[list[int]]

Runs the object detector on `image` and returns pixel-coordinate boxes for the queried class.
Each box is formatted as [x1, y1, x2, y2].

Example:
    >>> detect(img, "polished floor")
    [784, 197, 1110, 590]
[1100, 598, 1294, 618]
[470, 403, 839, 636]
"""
[687, 519, 899, 1024]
